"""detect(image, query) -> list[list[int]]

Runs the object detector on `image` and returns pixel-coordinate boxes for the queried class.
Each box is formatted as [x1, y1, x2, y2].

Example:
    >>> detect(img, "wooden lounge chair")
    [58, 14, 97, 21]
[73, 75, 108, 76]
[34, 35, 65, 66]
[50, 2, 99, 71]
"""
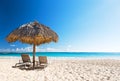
[21, 54, 31, 63]
[15, 54, 32, 68]
[37, 56, 48, 68]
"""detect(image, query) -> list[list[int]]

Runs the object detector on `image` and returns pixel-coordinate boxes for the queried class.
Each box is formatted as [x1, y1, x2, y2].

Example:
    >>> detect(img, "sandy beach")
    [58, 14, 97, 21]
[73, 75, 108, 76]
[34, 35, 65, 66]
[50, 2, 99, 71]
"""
[0, 58, 120, 81]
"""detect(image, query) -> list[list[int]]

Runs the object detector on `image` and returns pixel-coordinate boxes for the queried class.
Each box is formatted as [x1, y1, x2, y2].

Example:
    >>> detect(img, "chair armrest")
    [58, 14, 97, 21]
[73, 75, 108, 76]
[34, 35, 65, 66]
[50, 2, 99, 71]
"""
[35, 61, 39, 66]
[19, 60, 23, 63]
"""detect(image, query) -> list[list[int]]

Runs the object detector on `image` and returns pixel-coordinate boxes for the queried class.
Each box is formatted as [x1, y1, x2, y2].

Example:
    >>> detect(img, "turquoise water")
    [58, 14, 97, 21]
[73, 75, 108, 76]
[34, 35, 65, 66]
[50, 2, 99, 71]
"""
[0, 52, 120, 58]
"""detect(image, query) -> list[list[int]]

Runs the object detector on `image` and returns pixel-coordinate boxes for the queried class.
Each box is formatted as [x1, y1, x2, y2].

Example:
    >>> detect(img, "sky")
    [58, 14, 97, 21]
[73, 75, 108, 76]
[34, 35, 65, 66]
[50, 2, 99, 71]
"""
[0, 0, 120, 52]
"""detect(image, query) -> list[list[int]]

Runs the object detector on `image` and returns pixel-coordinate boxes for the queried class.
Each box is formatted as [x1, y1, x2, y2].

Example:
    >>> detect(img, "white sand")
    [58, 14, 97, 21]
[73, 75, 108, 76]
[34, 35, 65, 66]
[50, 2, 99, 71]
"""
[0, 58, 120, 81]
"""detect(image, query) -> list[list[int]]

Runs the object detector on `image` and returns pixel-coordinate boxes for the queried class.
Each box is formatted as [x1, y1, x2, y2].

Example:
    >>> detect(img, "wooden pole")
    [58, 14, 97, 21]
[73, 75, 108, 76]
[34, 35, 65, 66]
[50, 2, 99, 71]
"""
[33, 43, 36, 69]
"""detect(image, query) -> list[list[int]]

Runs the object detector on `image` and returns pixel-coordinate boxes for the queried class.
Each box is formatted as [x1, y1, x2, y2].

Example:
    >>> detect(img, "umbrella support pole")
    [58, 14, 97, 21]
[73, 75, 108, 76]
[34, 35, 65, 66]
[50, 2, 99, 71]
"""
[33, 43, 36, 69]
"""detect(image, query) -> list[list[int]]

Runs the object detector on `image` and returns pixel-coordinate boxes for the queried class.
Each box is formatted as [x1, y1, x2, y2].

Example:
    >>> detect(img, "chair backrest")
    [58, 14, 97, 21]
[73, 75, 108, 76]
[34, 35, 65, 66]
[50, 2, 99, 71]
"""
[38, 56, 47, 64]
[21, 54, 31, 63]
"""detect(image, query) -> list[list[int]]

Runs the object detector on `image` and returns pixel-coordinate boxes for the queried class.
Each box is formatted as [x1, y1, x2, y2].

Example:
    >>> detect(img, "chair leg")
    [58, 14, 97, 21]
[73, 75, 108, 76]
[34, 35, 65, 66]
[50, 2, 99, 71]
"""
[15, 63, 19, 67]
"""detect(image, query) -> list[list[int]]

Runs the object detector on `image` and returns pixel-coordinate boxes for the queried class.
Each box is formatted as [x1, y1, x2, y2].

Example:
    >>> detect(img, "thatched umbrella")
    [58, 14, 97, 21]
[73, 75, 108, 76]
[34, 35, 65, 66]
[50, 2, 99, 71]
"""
[6, 21, 58, 68]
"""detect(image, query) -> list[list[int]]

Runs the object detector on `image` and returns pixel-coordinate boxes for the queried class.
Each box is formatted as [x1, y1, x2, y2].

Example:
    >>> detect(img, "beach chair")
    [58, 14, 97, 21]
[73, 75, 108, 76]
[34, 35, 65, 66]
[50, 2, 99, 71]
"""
[21, 54, 31, 63]
[15, 54, 32, 68]
[37, 56, 48, 68]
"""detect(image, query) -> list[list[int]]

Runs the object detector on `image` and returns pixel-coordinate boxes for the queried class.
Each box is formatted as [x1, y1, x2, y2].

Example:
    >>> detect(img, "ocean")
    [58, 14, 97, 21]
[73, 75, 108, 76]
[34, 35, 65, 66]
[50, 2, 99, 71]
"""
[0, 52, 120, 59]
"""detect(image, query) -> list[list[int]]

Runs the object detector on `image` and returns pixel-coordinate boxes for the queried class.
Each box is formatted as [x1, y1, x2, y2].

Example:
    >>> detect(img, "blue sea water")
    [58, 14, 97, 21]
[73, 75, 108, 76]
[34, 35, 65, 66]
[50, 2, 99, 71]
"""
[0, 52, 120, 59]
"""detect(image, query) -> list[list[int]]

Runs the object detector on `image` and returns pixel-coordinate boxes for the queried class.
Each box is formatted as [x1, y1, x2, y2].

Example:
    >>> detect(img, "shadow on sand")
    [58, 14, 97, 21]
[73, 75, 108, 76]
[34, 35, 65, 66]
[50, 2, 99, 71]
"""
[12, 65, 46, 71]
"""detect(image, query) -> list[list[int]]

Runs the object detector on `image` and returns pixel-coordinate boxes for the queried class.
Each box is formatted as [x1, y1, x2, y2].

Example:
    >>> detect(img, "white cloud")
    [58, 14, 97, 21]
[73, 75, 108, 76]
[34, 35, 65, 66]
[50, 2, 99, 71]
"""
[0, 44, 81, 52]
[2, 43, 120, 52]
[45, 47, 63, 52]
[68, 45, 72, 48]
[10, 44, 16, 47]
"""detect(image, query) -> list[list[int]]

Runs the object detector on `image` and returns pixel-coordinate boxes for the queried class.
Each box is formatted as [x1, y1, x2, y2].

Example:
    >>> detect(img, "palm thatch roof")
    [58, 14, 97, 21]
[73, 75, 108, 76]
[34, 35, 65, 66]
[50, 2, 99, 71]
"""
[6, 21, 58, 45]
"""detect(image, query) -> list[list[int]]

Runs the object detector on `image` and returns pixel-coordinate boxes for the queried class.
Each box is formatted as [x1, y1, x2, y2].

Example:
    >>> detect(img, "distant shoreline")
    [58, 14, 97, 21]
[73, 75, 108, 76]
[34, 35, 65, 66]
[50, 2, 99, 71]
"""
[0, 52, 120, 59]
[0, 56, 120, 60]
